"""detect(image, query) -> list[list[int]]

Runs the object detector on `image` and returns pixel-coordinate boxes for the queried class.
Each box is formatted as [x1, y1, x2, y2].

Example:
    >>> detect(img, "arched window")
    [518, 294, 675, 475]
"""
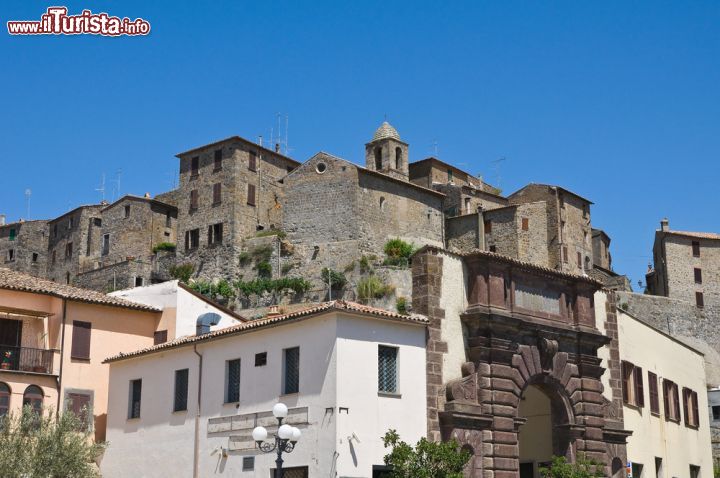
[374, 147, 382, 170]
[380, 197, 386, 211]
[23, 385, 43, 414]
[0, 382, 10, 417]
[395, 147, 402, 170]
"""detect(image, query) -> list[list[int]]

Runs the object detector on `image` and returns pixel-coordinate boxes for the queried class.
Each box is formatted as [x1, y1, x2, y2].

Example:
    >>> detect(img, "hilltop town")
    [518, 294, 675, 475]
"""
[1, 121, 719, 477]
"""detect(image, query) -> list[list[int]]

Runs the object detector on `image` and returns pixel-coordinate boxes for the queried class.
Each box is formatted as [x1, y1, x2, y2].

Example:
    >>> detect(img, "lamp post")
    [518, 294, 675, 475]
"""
[252, 403, 302, 478]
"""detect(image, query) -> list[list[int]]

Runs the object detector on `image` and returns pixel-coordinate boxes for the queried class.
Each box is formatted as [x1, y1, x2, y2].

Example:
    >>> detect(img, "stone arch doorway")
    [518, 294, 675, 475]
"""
[518, 378, 575, 478]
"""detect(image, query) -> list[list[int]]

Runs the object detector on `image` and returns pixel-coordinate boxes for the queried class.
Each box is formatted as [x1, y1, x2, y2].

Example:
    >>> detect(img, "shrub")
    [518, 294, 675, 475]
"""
[238, 251, 251, 266]
[251, 245, 274, 263]
[281, 263, 295, 275]
[383, 238, 414, 267]
[343, 261, 356, 273]
[214, 279, 236, 301]
[359, 255, 373, 274]
[234, 277, 311, 298]
[254, 229, 287, 239]
[539, 455, 605, 478]
[321, 268, 347, 290]
[169, 263, 194, 283]
[396, 297, 408, 315]
[152, 242, 176, 253]
[357, 275, 394, 300]
[256, 261, 272, 278]
[382, 429, 470, 478]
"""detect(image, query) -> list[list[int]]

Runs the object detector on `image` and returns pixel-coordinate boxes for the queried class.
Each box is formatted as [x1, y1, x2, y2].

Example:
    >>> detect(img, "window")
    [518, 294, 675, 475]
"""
[562, 246, 568, 263]
[190, 189, 198, 211]
[380, 197, 386, 211]
[165, 211, 172, 228]
[66, 392, 92, 430]
[247, 184, 256, 206]
[153, 330, 168, 345]
[559, 193, 565, 209]
[694, 268, 702, 284]
[185, 229, 200, 250]
[7, 249, 14, 262]
[484, 220, 492, 234]
[663, 379, 681, 422]
[577, 251, 582, 269]
[65, 242, 73, 259]
[560, 221, 565, 242]
[521, 218, 529, 231]
[489, 245, 497, 253]
[53, 224, 58, 237]
[213, 183, 222, 205]
[283, 347, 300, 395]
[242, 456, 254, 471]
[654, 457, 663, 478]
[315, 162, 327, 174]
[8, 229, 16, 241]
[68, 218, 74, 229]
[65, 272, 71, 285]
[272, 466, 308, 478]
[464, 197, 471, 214]
[621, 361, 644, 408]
[648, 371, 660, 414]
[71, 320, 92, 360]
[248, 151, 257, 172]
[582, 204, 588, 218]
[128, 379, 142, 419]
[683, 388, 700, 428]
[102, 234, 110, 256]
[31, 253, 38, 263]
[631, 463, 643, 478]
[690, 465, 701, 478]
[23, 385, 43, 414]
[713, 405, 720, 421]
[395, 147, 402, 170]
[190, 156, 199, 177]
[51, 250, 56, 265]
[174, 369, 189, 412]
[225, 359, 241, 403]
[214, 149, 222, 171]
[124, 205, 131, 218]
[378, 345, 399, 394]
[255, 352, 267, 367]
[0, 382, 9, 417]
[692, 240, 700, 257]
[374, 147, 382, 170]
[696, 292, 704, 308]
[208, 223, 223, 245]
[447, 169, 453, 182]
[135, 277, 144, 287]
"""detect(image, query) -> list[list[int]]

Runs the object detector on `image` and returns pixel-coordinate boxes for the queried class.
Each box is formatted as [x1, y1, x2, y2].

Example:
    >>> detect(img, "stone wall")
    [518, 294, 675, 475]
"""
[0, 220, 48, 278]
[516, 201, 549, 266]
[446, 214, 480, 251]
[662, 234, 720, 309]
[74, 259, 153, 292]
[484, 206, 518, 258]
[47, 205, 103, 284]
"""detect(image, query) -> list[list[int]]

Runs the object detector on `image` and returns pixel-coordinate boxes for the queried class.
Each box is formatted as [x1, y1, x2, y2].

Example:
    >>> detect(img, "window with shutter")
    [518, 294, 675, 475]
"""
[247, 184, 256, 206]
[484, 220, 492, 234]
[621, 361, 633, 404]
[521, 218, 529, 231]
[248, 151, 257, 172]
[190, 156, 199, 177]
[671, 382, 681, 422]
[663, 379, 670, 418]
[225, 359, 241, 403]
[634, 365, 644, 408]
[153, 330, 168, 345]
[692, 391, 699, 428]
[214, 149, 222, 171]
[128, 379, 142, 419]
[694, 268, 702, 284]
[562, 246, 568, 263]
[692, 241, 700, 257]
[8, 229, 16, 241]
[577, 251, 582, 268]
[71, 321, 91, 360]
[696, 292, 704, 308]
[648, 371, 660, 414]
[683, 388, 691, 427]
[0, 382, 10, 417]
[283, 347, 300, 395]
[190, 190, 198, 211]
[378, 345, 399, 394]
[174, 369, 189, 412]
[67, 392, 92, 430]
[213, 183, 222, 205]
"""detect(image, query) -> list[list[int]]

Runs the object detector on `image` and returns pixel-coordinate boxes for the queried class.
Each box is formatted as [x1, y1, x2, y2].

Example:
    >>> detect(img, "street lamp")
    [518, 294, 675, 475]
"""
[252, 403, 302, 478]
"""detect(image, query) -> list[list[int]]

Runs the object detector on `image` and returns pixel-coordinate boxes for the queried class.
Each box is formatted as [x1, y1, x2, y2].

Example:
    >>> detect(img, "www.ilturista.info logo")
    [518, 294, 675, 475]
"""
[7, 7, 150, 36]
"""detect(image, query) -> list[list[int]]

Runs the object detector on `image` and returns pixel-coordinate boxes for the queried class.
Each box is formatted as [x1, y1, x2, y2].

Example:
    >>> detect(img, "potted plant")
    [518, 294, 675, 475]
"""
[1, 351, 12, 370]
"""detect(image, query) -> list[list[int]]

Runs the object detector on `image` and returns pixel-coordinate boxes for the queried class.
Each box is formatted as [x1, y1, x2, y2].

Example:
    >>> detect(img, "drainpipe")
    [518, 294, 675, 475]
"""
[193, 344, 204, 478]
[55, 299, 68, 413]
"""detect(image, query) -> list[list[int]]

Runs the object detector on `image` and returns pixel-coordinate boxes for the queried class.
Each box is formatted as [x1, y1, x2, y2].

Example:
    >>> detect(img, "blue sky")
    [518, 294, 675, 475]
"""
[1, 1, 718, 288]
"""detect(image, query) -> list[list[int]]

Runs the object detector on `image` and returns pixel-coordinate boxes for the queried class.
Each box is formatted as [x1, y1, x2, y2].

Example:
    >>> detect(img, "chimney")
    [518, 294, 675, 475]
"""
[660, 218, 669, 232]
[267, 305, 280, 317]
[196, 312, 221, 336]
[144, 192, 151, 198]
[275, 143, 280, 153]
[0, 214, 5, 226]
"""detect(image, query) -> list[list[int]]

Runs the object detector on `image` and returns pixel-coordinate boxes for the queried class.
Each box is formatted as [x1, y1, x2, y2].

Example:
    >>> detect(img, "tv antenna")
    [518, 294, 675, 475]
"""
[430, 140, 439, 157]
[491, 157, 506, 189]
[24, 189, 31, 219]
[112, 169, 122, 201]
[95, 173, 106, 202]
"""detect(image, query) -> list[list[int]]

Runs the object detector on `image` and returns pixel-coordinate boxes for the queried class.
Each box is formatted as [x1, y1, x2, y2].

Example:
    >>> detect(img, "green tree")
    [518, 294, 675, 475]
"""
[0, 407, 105, 478]
[381, 429, 471, 478]
[539, 455, 606, 478]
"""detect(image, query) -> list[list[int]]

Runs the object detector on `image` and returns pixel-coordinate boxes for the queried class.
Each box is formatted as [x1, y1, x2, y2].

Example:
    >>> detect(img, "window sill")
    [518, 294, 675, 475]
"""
[378, 391, 402, 399]
[70, 357, 91, 363]
[247, 203, 256, 207]
[212, 202, 222, 207]
[280, 392, 299, 399]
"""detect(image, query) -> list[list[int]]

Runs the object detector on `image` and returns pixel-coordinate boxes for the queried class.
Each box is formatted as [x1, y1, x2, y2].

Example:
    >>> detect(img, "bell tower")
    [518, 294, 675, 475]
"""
[365, 121, 409, 181]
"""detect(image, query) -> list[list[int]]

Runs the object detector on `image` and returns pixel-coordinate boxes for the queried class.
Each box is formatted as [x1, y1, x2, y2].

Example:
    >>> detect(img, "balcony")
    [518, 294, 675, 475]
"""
[0, 345, 56, 375]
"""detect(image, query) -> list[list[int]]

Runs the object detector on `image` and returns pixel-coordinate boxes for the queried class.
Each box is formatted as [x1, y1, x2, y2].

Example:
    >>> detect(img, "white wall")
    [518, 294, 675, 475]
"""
[593, 290, 613, 403]
[620, 309, 713, 478]
[439, 252, 469, 382]
[102, 312, 427, 478]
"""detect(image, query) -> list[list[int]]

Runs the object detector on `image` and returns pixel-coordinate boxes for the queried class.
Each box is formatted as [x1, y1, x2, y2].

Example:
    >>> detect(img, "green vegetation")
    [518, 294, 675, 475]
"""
[238, 251, 251, 266]
[0, 407, 105, 478]
[357, 275, 395, 300]
[188, 279, 237, 302]
[343, 261, 356, 273]
[234, 277, 311, 297]
[251, 245, 274, 263]
[396, 297, 408, 315]
[281, 263, 295, 275]
[169, 263, 194, 283]
[254, 229, 287, 239]
[381, 429, 470, 478]
[256, 261, 272, 278]
[539, 455, 605, 478]
[152, 242, 176, 253]
[383, 238, 415, 267]
[359, 255, 374, 273]
[321, 268, 347, 290]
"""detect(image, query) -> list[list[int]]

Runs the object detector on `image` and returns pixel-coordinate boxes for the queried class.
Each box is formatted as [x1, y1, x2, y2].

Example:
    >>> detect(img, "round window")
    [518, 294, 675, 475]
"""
[316, 162, 327, 174]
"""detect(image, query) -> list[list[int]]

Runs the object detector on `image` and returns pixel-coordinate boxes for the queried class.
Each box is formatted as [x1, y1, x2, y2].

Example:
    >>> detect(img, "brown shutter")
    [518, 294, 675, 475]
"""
[190, 190, 198, 210]
[648, 372, 659, 414]
[249, 151, 257, 172]
[71, 321, 91, 360]
[184, 231, 189, 251]
[634, 366, 644, 407]
[247, 184, 256, 206]
[692, 391, 699, 427]
[521, 218, 529, 231]
[673, 383, 681, 421]
[484, 220, 492, 234]
[68, 393, 91, 429]
[663, 379, 670, 418]
[213, 183, 221, 204]
[577, 251, 582, 267]
[154, 330, 168, 345]
[683, 387, 689, 426]
[621, 361, 631, 404]
[563, 246, 568, 263]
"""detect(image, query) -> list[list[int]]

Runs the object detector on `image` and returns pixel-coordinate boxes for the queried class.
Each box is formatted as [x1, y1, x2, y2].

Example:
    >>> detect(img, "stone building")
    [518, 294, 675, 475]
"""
[646, 218, 720, 310]
[508, 184, 593, 274]
[174, 136, 299, 281]
[412, 245, 631, 477]
[0, 220, 48, 278]
[46, 204, 104, 284]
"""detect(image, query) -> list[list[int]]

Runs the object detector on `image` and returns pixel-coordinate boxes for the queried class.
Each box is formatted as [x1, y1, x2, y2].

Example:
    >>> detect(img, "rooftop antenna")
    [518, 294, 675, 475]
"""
[430, 140, 439, 157]
[95, 173, 106, 202]
[491, 157, 506, 189]
[284, 113, 289, 156]
[24, 189, 31, 219]
[112, 169, 122, 201]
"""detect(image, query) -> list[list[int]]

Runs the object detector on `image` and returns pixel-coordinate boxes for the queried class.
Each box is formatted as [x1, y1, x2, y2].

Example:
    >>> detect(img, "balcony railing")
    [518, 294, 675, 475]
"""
[0, 344, 55, 375]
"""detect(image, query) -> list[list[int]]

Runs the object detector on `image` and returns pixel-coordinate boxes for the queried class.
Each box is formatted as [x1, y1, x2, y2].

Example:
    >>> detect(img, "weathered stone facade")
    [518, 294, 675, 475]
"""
[0, 220, 48, 278]
[592, 229, 612, 270]
[413, 246, 630, 477]
[47, 205, 103, 284]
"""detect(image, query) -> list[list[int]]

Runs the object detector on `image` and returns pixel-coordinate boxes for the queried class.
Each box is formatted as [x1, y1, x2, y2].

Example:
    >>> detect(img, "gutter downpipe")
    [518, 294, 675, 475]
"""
[56, 299, 68, 413]
[193, 344, 203, 478]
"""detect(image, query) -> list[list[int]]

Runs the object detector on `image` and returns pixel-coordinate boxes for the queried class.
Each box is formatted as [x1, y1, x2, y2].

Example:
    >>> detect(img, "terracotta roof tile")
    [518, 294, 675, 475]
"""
[663, 230, 720, 240]
[104, 300, 427, 363]
[0, 268, 160, 312]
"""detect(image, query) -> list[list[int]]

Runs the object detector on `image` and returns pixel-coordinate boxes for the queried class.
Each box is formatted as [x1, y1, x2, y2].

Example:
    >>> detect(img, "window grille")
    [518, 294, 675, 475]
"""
[174, 369, 189, 412]
[284, 347, 300, 394]
[226, 359, 241, 403]
[378, 346, 398, 393]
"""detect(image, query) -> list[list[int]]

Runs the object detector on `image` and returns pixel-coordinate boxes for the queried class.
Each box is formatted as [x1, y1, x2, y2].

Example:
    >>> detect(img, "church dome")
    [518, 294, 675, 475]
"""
[372, 121, 401, 142]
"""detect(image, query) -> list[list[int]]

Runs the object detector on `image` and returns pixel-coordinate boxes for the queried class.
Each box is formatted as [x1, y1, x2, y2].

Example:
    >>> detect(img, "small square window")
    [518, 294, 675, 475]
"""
[696, 292, 704, 308]
[124, 205, 131, 218]
[694, 268, 702, 284]
[692, 241, 700, 257]
[255, 352, 267, 367]
[242, 456, 254, 471]
[712, 405, 720, 421]
[31, 253, 38, 263]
